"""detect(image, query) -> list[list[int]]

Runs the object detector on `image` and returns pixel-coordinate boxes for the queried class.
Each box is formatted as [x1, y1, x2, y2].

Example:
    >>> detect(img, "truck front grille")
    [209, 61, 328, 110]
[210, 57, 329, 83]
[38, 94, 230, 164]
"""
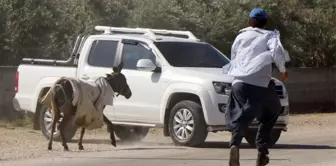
[275, 85, 285, 98]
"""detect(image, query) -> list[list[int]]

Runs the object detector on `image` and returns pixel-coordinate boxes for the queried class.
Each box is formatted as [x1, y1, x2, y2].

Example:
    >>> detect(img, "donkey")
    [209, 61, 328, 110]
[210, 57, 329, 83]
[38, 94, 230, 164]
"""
[40, 62, 132, 151]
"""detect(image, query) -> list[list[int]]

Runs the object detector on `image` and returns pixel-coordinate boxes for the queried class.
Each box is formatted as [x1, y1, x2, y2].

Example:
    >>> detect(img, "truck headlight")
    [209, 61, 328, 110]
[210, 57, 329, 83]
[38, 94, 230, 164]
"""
[282, 106, 289, 115]
[282, 86, 288, 98]
[212, 81, 231, 94]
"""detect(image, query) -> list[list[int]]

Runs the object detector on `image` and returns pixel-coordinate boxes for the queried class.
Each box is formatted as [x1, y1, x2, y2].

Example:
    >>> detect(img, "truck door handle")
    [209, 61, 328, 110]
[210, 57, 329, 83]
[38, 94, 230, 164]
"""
[81, 75, 89, 80]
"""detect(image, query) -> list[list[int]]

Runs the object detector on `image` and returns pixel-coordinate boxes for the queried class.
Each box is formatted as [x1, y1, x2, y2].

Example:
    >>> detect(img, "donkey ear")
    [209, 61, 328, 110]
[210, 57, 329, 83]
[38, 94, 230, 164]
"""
[112, 67, 119, 73]
[118, 61, 124, 72]
[113, 61, 124, 73]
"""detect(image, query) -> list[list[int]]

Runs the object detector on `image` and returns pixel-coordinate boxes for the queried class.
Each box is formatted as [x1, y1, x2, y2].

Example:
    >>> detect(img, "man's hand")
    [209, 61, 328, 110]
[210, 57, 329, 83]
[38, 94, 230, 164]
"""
[281, 72, 288, 81]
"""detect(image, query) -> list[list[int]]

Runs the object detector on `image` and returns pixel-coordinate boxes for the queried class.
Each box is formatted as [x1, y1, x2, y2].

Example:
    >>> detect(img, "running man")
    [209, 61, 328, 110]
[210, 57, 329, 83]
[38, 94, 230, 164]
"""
[223, 8, 290, 166]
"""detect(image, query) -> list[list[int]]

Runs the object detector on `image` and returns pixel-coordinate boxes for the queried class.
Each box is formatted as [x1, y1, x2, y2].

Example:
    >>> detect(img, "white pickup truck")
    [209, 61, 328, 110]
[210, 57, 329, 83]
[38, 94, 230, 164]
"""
[12, 26, 289, 147]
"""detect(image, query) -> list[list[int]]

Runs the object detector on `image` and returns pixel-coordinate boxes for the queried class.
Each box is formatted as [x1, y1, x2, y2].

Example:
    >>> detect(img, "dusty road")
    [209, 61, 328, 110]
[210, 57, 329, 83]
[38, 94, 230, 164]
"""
[0, 114, 335, 166]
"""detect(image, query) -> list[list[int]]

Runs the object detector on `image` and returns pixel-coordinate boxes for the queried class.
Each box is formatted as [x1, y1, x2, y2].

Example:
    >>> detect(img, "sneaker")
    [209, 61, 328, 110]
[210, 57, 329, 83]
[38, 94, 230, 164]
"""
[229, 145, 240, 166]
[256, 153, 270, 166]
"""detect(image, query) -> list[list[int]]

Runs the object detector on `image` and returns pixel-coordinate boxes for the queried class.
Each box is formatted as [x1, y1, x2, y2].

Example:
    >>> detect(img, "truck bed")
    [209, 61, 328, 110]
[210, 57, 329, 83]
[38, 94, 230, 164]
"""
[14, 64, 77, 112]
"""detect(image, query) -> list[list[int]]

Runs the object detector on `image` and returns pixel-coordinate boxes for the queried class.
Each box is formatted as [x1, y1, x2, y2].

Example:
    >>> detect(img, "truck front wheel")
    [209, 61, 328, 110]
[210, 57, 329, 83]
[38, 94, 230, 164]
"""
[168, 100, 208, 147]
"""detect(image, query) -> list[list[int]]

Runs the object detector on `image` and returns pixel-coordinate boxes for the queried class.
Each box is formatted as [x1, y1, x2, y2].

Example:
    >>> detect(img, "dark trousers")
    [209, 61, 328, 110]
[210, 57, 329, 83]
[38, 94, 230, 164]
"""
[225, 80, 281, 154]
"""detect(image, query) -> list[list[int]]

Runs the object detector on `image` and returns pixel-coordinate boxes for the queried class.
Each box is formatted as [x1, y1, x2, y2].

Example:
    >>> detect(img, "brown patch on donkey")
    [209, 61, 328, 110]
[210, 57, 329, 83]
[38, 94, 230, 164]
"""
[39, 62, 132, 151]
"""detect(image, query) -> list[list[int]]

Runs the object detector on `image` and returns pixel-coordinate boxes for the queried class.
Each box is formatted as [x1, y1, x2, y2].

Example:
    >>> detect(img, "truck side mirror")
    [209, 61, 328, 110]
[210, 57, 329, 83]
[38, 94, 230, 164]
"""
[136, 59, 160, 72]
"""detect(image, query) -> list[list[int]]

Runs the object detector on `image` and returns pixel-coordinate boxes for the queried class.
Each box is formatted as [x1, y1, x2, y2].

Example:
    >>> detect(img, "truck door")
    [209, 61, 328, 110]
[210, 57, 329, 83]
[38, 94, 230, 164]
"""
[112, 39, 166, 123]
[76, 38, 122, 120]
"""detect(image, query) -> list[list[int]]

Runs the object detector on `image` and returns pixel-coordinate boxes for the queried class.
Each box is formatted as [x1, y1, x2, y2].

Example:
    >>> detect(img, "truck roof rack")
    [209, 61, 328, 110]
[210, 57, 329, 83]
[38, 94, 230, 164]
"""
[94, 26, 199, 41]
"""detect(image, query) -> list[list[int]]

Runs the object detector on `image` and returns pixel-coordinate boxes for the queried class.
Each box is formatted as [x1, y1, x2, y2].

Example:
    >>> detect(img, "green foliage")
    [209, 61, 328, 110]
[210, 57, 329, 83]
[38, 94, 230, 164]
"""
[0, 0, 335, 67]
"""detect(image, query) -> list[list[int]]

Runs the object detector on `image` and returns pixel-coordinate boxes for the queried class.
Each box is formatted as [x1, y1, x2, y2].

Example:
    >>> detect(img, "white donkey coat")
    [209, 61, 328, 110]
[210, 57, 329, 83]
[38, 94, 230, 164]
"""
[40, 77, 114, 130]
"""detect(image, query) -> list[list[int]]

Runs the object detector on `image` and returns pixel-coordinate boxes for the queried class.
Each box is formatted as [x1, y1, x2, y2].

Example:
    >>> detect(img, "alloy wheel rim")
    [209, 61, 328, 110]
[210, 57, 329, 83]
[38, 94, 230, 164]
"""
[173, 108, 194, 140]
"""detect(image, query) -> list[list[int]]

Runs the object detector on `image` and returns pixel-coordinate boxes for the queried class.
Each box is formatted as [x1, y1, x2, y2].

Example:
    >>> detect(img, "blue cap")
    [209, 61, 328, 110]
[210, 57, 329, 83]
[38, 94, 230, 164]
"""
[249, 8, 268, 20]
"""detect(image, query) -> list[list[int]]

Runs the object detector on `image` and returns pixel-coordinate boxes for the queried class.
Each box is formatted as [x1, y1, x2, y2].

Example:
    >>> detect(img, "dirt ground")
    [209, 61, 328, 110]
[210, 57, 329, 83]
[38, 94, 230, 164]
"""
[0, 113, 335, 161]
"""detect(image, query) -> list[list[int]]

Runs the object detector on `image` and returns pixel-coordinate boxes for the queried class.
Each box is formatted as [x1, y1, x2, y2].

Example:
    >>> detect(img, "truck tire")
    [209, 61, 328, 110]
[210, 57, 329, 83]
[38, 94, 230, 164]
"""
[168, 100, 208, 147]
[114, 125, 149, 142]
[244, 129, 282, 148]
[39, 105, 77, 142]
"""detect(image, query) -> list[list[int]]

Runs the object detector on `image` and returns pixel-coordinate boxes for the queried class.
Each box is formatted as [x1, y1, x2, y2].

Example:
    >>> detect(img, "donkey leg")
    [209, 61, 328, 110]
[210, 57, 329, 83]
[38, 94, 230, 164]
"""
[48, 112, 59, 150]
[48, 98, 60, 151]
[103, 115, 117, 147]
[59, 114, 71, 151]
[78, 128, 86, 150]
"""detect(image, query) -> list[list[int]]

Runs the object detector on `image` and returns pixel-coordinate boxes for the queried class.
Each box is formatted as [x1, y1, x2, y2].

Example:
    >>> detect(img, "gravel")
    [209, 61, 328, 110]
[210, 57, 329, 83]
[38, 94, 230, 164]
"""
[0, 113, 335, 161]
[0, 125, 169, 161]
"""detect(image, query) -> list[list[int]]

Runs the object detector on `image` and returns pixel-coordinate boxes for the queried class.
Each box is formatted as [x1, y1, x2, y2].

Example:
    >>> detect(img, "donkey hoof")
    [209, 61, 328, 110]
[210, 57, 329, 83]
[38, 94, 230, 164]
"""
[111, 142, 117, 147]
[63, 146, 69, 151]
[78, 146, 84, 150]
[48, 146, 52, 151]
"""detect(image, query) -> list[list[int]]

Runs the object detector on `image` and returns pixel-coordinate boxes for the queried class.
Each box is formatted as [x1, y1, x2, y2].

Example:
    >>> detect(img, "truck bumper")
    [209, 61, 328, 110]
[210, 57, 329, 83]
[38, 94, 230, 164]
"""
[203, 87, 290, 125]
[12, 97, 21, 111]
[12, 94, 32, 112]
[206, 97, 290, 132]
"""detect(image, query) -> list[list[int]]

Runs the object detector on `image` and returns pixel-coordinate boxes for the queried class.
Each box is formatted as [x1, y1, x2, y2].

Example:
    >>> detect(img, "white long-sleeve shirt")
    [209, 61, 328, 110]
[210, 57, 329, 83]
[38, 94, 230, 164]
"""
[223, 27, 290, 87]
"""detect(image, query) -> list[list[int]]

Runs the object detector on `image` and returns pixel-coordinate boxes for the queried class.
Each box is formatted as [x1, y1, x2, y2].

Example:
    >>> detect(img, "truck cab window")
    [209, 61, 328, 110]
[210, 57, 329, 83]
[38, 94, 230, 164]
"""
[122, 43, 156, 70]
[88, 40, 118, 67]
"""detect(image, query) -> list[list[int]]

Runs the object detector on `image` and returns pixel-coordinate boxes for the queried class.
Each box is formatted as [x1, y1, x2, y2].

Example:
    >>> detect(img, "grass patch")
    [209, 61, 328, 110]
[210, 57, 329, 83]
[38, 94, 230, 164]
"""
[0, 115, 34, 128]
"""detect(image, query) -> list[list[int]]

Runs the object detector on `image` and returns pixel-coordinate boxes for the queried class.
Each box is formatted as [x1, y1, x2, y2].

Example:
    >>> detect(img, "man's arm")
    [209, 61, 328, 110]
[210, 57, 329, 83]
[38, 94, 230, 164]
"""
[266, 31, 287, 73]
[230, 37, 239, 60]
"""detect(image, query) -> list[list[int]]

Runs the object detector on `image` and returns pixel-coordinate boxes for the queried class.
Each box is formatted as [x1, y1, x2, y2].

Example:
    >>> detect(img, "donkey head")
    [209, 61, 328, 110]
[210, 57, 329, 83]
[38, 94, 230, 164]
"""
[105, 62, 132, 99]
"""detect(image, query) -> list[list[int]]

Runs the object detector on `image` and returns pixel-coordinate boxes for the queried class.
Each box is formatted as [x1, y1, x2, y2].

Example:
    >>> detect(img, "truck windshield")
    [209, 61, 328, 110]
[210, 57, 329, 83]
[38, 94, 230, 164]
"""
[154, 41, 230, 68]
